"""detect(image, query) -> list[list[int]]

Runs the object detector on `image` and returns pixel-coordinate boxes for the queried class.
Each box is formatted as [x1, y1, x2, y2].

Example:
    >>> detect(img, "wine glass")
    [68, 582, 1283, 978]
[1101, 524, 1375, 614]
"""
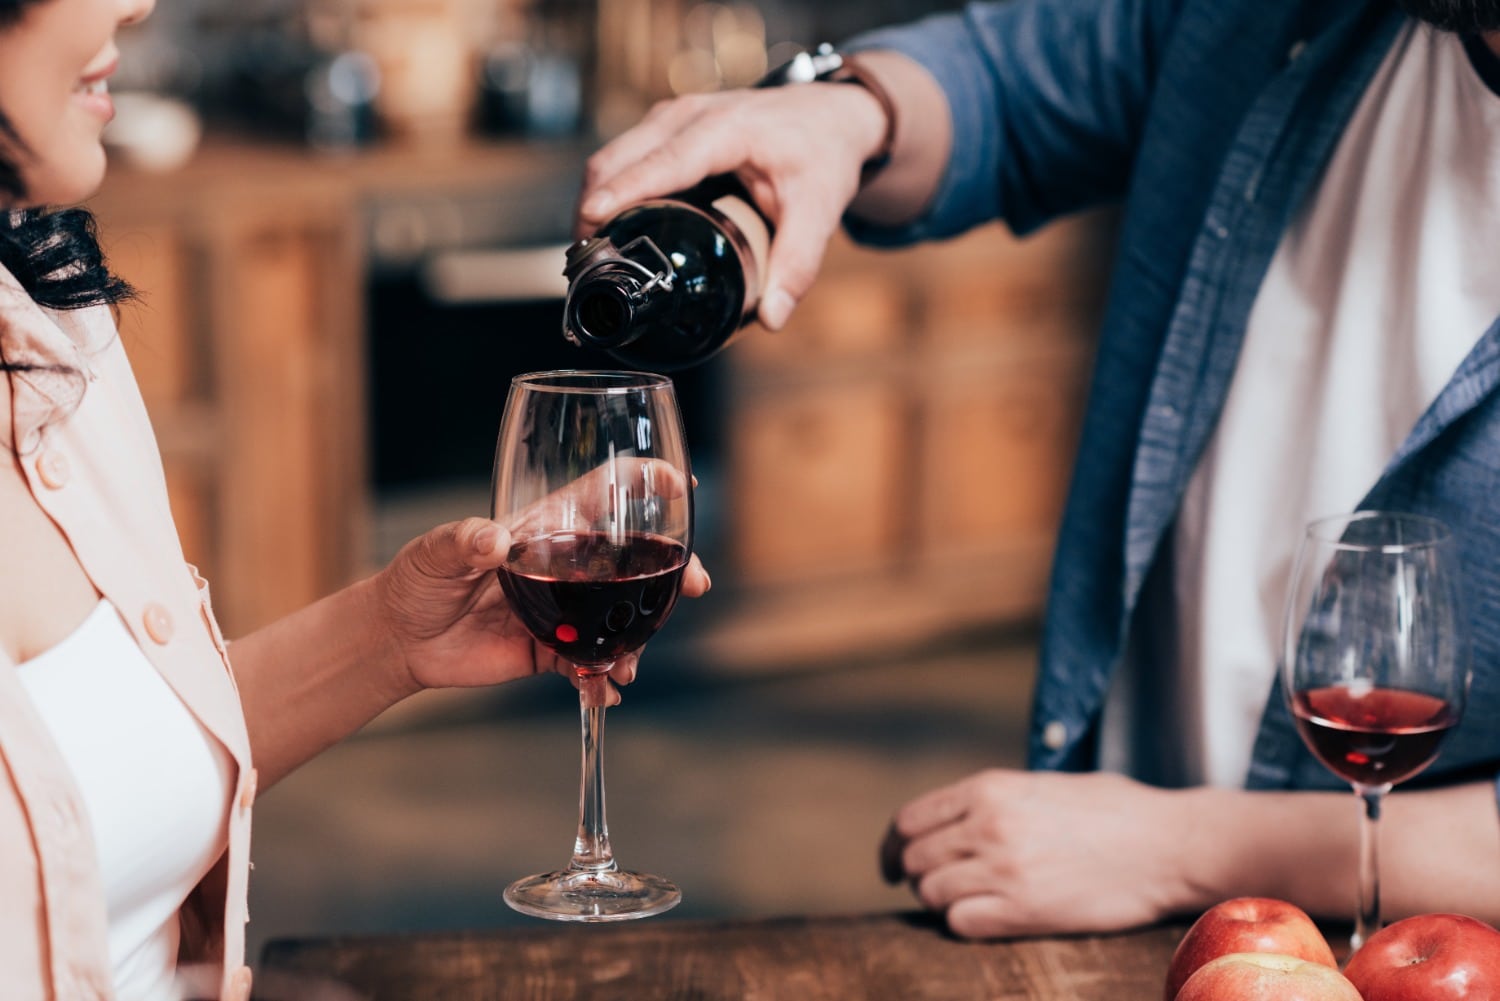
[492, 370, 693, 921]
[1280, 510, 1470, 952]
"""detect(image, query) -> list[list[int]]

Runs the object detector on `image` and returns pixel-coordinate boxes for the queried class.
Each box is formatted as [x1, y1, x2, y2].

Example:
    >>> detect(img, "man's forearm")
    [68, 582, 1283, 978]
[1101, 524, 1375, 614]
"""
[1174, 781, 1500, 923]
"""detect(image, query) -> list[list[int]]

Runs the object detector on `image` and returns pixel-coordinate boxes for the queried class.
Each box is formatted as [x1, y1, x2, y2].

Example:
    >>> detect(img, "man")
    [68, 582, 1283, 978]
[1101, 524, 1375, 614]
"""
[577, 0, 1500, 938]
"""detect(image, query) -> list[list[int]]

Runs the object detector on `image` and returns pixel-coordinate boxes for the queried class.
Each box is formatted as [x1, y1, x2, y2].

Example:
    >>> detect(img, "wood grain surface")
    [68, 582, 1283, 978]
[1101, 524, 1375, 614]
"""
[259, 911, 1189, 1000]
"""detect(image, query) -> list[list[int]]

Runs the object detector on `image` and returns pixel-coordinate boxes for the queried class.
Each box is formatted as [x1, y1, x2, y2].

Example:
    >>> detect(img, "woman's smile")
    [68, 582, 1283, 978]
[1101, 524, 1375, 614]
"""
[74, 57, 117, 123]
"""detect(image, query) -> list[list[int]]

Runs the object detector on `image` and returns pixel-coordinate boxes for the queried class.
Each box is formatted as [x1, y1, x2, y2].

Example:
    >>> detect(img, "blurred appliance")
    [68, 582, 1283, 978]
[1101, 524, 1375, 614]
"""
[476, 41, 585, 137]
[361, 168, 725, 562]
[476, 0, 592, 138]
[219, 30, 381, 148]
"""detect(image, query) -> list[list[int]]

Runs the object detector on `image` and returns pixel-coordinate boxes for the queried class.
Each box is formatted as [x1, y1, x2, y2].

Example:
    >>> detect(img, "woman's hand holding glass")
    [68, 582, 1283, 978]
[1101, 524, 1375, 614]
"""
[370, 508, 707, 701]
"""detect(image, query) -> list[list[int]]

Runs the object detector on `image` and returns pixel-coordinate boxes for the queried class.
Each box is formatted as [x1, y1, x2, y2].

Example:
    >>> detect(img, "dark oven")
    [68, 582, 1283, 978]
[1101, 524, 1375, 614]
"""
[361, 168, 726, 565]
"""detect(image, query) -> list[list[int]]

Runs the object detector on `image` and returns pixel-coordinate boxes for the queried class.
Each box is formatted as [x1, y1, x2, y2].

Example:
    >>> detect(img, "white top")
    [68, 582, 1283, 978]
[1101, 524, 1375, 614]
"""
[1101, 24, 1500, 787]
[16, 600, 234, 1001]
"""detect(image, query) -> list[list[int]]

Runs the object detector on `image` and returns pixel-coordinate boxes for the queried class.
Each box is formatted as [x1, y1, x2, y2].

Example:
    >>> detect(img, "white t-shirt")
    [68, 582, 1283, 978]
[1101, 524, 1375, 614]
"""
[1100, 24, 1500, 788]
[17, 600, 233, 1000]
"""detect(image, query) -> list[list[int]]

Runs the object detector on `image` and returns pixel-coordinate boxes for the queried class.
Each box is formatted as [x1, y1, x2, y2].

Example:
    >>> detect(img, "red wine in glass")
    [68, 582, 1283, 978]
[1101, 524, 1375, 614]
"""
[1290, 685, 1459, 789]
[1281, 510, 1470, 952]
[497, 531, 688, 670]
[492, 369, 693, 922]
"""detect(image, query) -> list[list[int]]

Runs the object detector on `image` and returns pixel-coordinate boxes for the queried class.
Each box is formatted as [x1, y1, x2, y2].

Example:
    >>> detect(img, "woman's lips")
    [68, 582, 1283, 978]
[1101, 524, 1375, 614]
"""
[75, 74, 115, 121]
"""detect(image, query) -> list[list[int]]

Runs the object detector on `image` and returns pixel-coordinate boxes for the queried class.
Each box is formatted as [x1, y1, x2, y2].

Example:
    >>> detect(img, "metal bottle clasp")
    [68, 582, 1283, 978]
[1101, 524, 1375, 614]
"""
[564, 235, 676, 298]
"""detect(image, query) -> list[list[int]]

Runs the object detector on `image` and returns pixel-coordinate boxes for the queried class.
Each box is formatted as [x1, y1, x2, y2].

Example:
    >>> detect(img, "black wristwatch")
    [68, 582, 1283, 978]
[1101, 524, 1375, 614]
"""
[755, 43, 897, 177]
[755, 42, 849, 87]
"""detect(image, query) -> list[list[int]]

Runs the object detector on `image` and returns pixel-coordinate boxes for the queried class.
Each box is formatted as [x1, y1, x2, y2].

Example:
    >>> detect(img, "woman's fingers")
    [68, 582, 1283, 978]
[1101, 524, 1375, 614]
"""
[398, 517, 511, 578]
[573, 670, 621, 708]
[609, 652, 640, 687]
[682, 553, 711, 597]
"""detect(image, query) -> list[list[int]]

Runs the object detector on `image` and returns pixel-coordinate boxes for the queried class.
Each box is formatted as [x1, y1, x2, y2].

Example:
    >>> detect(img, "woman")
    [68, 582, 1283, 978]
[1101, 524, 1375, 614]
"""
[0, 0, 708, 998]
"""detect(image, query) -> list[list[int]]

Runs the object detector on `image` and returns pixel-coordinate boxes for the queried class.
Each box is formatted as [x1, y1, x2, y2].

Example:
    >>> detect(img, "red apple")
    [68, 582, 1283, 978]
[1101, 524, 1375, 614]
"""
[1176, 952, 1363, 1001]
[1164, 898, 1337, 1001]
[1344, 913, 1500, 1000]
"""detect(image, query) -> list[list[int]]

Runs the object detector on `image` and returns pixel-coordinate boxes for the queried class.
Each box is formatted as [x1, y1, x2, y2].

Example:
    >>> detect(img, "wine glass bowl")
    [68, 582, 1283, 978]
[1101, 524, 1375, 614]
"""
[1288, 682, 1460, 791]
[492, 370, 692, 921]
[497, 527, 690, 672]
[1281, 510, 1470, 951]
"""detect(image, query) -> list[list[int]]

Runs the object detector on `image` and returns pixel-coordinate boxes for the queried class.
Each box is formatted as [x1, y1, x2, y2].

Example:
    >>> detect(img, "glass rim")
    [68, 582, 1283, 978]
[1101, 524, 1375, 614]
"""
[510, 369, 674, 394]
[1303, 510, 1453, 552]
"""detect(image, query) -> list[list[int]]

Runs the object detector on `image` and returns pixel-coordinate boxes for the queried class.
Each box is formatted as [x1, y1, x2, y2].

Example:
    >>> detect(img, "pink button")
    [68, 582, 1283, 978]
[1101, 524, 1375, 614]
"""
[239, 768, 258, 811]
[142, 603, 174, 645]
[34, 451, 70, 489]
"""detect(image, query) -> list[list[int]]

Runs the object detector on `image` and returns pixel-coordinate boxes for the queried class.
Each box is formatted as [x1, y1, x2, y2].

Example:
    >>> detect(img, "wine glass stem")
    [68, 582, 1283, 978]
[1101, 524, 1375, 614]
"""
[571, 676, 618, 874]
[1353, 786, 1385, 952]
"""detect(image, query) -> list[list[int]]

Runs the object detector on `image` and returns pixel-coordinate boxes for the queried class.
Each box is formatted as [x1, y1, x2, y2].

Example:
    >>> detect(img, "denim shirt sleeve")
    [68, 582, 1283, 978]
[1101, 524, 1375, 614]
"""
[843, 0, 1185, 246]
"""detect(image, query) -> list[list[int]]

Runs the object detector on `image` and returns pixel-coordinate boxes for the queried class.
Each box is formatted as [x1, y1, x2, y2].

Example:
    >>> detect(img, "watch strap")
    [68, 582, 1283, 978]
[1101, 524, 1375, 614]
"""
[826, 54, 899, 179]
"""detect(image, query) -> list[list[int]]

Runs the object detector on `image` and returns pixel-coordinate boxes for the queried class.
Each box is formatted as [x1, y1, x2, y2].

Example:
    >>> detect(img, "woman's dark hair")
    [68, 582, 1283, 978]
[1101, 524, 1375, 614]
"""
[0, 206, 134, 311]
[0, 125, 134, 312]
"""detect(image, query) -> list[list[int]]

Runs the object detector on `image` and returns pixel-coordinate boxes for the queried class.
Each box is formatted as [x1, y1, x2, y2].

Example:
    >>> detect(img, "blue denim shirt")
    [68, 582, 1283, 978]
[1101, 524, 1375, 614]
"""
[849, 0, 1500, 796]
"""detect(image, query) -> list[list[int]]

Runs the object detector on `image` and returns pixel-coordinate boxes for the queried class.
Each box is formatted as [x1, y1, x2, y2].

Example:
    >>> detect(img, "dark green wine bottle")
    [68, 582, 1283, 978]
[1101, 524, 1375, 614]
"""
[562, 175, 770, 370]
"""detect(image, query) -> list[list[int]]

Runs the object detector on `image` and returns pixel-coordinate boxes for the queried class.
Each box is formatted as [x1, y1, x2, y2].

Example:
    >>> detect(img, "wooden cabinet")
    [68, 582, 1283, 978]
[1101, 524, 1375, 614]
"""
[699, 211, 1116, 670]
[729, 380, 912, 585]
[91, 168, 365, 636]
[87, 138, 580, 637]
[88, 137, 1115, 664]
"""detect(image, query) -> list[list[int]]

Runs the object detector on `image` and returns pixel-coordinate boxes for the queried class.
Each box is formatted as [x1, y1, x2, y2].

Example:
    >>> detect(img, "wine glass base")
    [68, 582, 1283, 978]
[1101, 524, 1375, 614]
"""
[504, 868, 681, 922]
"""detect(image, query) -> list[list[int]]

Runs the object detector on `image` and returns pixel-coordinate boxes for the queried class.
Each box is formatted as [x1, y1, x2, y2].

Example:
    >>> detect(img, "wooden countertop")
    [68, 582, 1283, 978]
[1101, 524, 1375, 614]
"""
[258, 911, 1191, 1000]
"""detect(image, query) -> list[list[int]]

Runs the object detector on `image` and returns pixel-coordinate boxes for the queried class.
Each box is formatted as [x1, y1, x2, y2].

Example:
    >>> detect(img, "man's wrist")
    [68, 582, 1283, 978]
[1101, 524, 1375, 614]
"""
[826, 54, 899, 179]
[756, 43, 899, 181]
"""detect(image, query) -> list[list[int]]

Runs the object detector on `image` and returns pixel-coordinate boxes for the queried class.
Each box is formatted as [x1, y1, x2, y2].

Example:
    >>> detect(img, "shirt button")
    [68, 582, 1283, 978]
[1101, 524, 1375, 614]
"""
[35, 451, 70, 489]
[239, 768, 259, 811]
[1042, 720, 1068, 751]
[228, 964, 254, 1001]
[142, 603, 175, 645]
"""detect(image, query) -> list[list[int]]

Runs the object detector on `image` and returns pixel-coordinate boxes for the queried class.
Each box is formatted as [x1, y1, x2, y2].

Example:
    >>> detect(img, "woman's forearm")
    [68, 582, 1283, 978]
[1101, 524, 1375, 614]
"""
[227, 577, 412, 790]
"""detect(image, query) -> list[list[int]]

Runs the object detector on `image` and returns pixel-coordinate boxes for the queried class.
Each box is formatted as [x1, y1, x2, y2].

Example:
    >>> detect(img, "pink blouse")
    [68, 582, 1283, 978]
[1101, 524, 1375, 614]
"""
[0, 271, 256, 1001]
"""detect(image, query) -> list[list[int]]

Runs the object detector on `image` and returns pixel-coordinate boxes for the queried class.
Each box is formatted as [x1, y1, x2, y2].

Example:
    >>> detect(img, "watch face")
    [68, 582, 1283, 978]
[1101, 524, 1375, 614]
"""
[755, 44, 842, 87]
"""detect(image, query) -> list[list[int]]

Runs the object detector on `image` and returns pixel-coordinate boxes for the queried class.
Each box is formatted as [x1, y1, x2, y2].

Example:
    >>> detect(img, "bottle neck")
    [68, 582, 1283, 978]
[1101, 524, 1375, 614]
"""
[562, 236, 674, 349]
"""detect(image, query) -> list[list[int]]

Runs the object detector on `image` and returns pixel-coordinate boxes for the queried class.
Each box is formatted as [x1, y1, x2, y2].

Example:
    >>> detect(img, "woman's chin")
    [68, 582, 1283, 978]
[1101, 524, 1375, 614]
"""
[22, 149, 107, 209]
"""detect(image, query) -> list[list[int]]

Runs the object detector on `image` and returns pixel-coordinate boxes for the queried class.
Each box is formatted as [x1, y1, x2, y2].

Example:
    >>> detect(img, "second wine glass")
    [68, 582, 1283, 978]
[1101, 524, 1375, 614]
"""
[1281, 510, 1470, 952]
[492, 370, 693, 921]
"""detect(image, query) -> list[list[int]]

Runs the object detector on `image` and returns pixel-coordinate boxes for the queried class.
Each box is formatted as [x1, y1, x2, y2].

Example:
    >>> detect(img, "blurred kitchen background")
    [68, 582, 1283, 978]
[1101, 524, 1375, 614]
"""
[84, 0, 1118, 963]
